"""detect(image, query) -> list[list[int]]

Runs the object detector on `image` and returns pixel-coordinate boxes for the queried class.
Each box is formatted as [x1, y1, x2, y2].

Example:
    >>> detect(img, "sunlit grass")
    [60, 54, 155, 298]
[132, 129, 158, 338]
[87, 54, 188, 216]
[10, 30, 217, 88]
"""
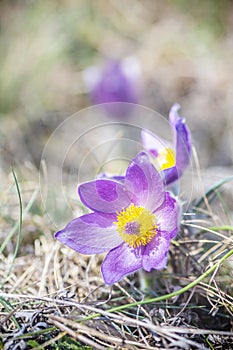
[0, 167, 233, 349]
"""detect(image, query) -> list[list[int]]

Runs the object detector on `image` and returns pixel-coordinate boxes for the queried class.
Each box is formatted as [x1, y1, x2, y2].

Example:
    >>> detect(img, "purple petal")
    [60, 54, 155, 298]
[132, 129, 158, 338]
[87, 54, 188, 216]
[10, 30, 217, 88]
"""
[141, 129, 167, 156]
[156, 192, 179, 237]
[97, 172, 125, 183]
[125, 152, 165, 212]
[163, 166, 179, 185]
[166, 104, 191, 185]
[78, 179, 132, 213]
[55, 212, 122, 254]
[142, 232, 171, 271]
[169, 103, 181, 126]
[175, 118, 192, 174]
[101, 243, 144, 284]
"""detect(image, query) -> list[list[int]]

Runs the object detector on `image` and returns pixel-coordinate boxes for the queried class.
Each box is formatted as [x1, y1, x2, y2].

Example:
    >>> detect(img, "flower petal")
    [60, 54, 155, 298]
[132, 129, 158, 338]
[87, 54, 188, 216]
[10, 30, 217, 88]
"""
[125, 152, 165, 211]
[156, 191, 179, 237]
[101, 243, 144, 284]
[78, 179, 132, 213]
[55, 212, 122, 254]
[167, 104, 191, 184]
[141, 129, 167, 156]
[97, 172, 125, 183]
[162, 166, 179, 185]
[175, 118, 192, 174]
[169, 103, 181, 126]
[142, 232, 171, 271]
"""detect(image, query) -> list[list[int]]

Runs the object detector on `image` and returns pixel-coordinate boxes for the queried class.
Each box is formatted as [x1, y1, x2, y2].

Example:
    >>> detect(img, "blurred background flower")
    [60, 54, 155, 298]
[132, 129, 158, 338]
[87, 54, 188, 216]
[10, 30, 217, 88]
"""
[83, 57, 140, 118]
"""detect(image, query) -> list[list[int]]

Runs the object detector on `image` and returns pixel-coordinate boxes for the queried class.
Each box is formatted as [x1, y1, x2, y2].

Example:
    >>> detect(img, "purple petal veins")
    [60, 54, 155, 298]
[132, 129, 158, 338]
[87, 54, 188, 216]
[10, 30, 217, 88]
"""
[78, 179, 132, 213]
[142, 232, 170, 271]
[125, 152, 165, 211]
[101, 243, 144, 285]
[55, 212, 122, 254]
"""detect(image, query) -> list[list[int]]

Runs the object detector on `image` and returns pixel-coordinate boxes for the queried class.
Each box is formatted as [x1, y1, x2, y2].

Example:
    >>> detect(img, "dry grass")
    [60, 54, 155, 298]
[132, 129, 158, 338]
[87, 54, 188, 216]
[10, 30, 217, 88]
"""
[0, 167, 233, 349]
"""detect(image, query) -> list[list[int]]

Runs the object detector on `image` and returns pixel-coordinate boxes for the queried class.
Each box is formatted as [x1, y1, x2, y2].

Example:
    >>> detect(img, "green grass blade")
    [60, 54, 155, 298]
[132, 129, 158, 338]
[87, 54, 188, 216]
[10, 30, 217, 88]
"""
[195, 175, 233, 208]
[0, 184, 38, 254]
[0, 297, 20, 329]
[0, 169, 23, 289]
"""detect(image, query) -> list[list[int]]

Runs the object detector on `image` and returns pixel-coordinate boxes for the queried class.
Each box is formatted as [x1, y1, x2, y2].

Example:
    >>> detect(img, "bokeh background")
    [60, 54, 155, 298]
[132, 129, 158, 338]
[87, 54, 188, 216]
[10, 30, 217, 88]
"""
[1, 4, 233, 341]
[0, 0, 233, 194]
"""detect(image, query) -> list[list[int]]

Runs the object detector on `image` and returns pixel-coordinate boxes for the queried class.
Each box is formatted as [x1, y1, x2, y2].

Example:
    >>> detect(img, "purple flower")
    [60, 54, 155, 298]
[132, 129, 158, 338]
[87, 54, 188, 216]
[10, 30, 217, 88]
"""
[55, 152, 179, 285]
[84, 58, 140, 118]
[141, 104, 192, 185]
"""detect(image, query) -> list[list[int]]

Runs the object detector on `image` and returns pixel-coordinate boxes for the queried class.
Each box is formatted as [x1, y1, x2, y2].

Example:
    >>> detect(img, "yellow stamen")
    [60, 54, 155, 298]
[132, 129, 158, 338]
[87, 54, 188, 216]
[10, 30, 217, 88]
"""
[157, 147, 175, 170]
[115, 204, 157, 248]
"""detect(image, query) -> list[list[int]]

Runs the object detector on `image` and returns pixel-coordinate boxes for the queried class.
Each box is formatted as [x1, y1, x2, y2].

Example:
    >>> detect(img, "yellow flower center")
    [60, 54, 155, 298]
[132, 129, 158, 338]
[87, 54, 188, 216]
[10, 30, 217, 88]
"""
[156, 147, 176, 170]
[115, 204, 157, 248]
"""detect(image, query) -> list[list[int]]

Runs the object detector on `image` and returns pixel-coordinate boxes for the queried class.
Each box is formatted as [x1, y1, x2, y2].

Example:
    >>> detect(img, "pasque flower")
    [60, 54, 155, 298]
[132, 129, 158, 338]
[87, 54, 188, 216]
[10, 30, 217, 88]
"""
[55, 152, 179, 285]
[141, 104, 191, 185]
[84, 58, 140, 118]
